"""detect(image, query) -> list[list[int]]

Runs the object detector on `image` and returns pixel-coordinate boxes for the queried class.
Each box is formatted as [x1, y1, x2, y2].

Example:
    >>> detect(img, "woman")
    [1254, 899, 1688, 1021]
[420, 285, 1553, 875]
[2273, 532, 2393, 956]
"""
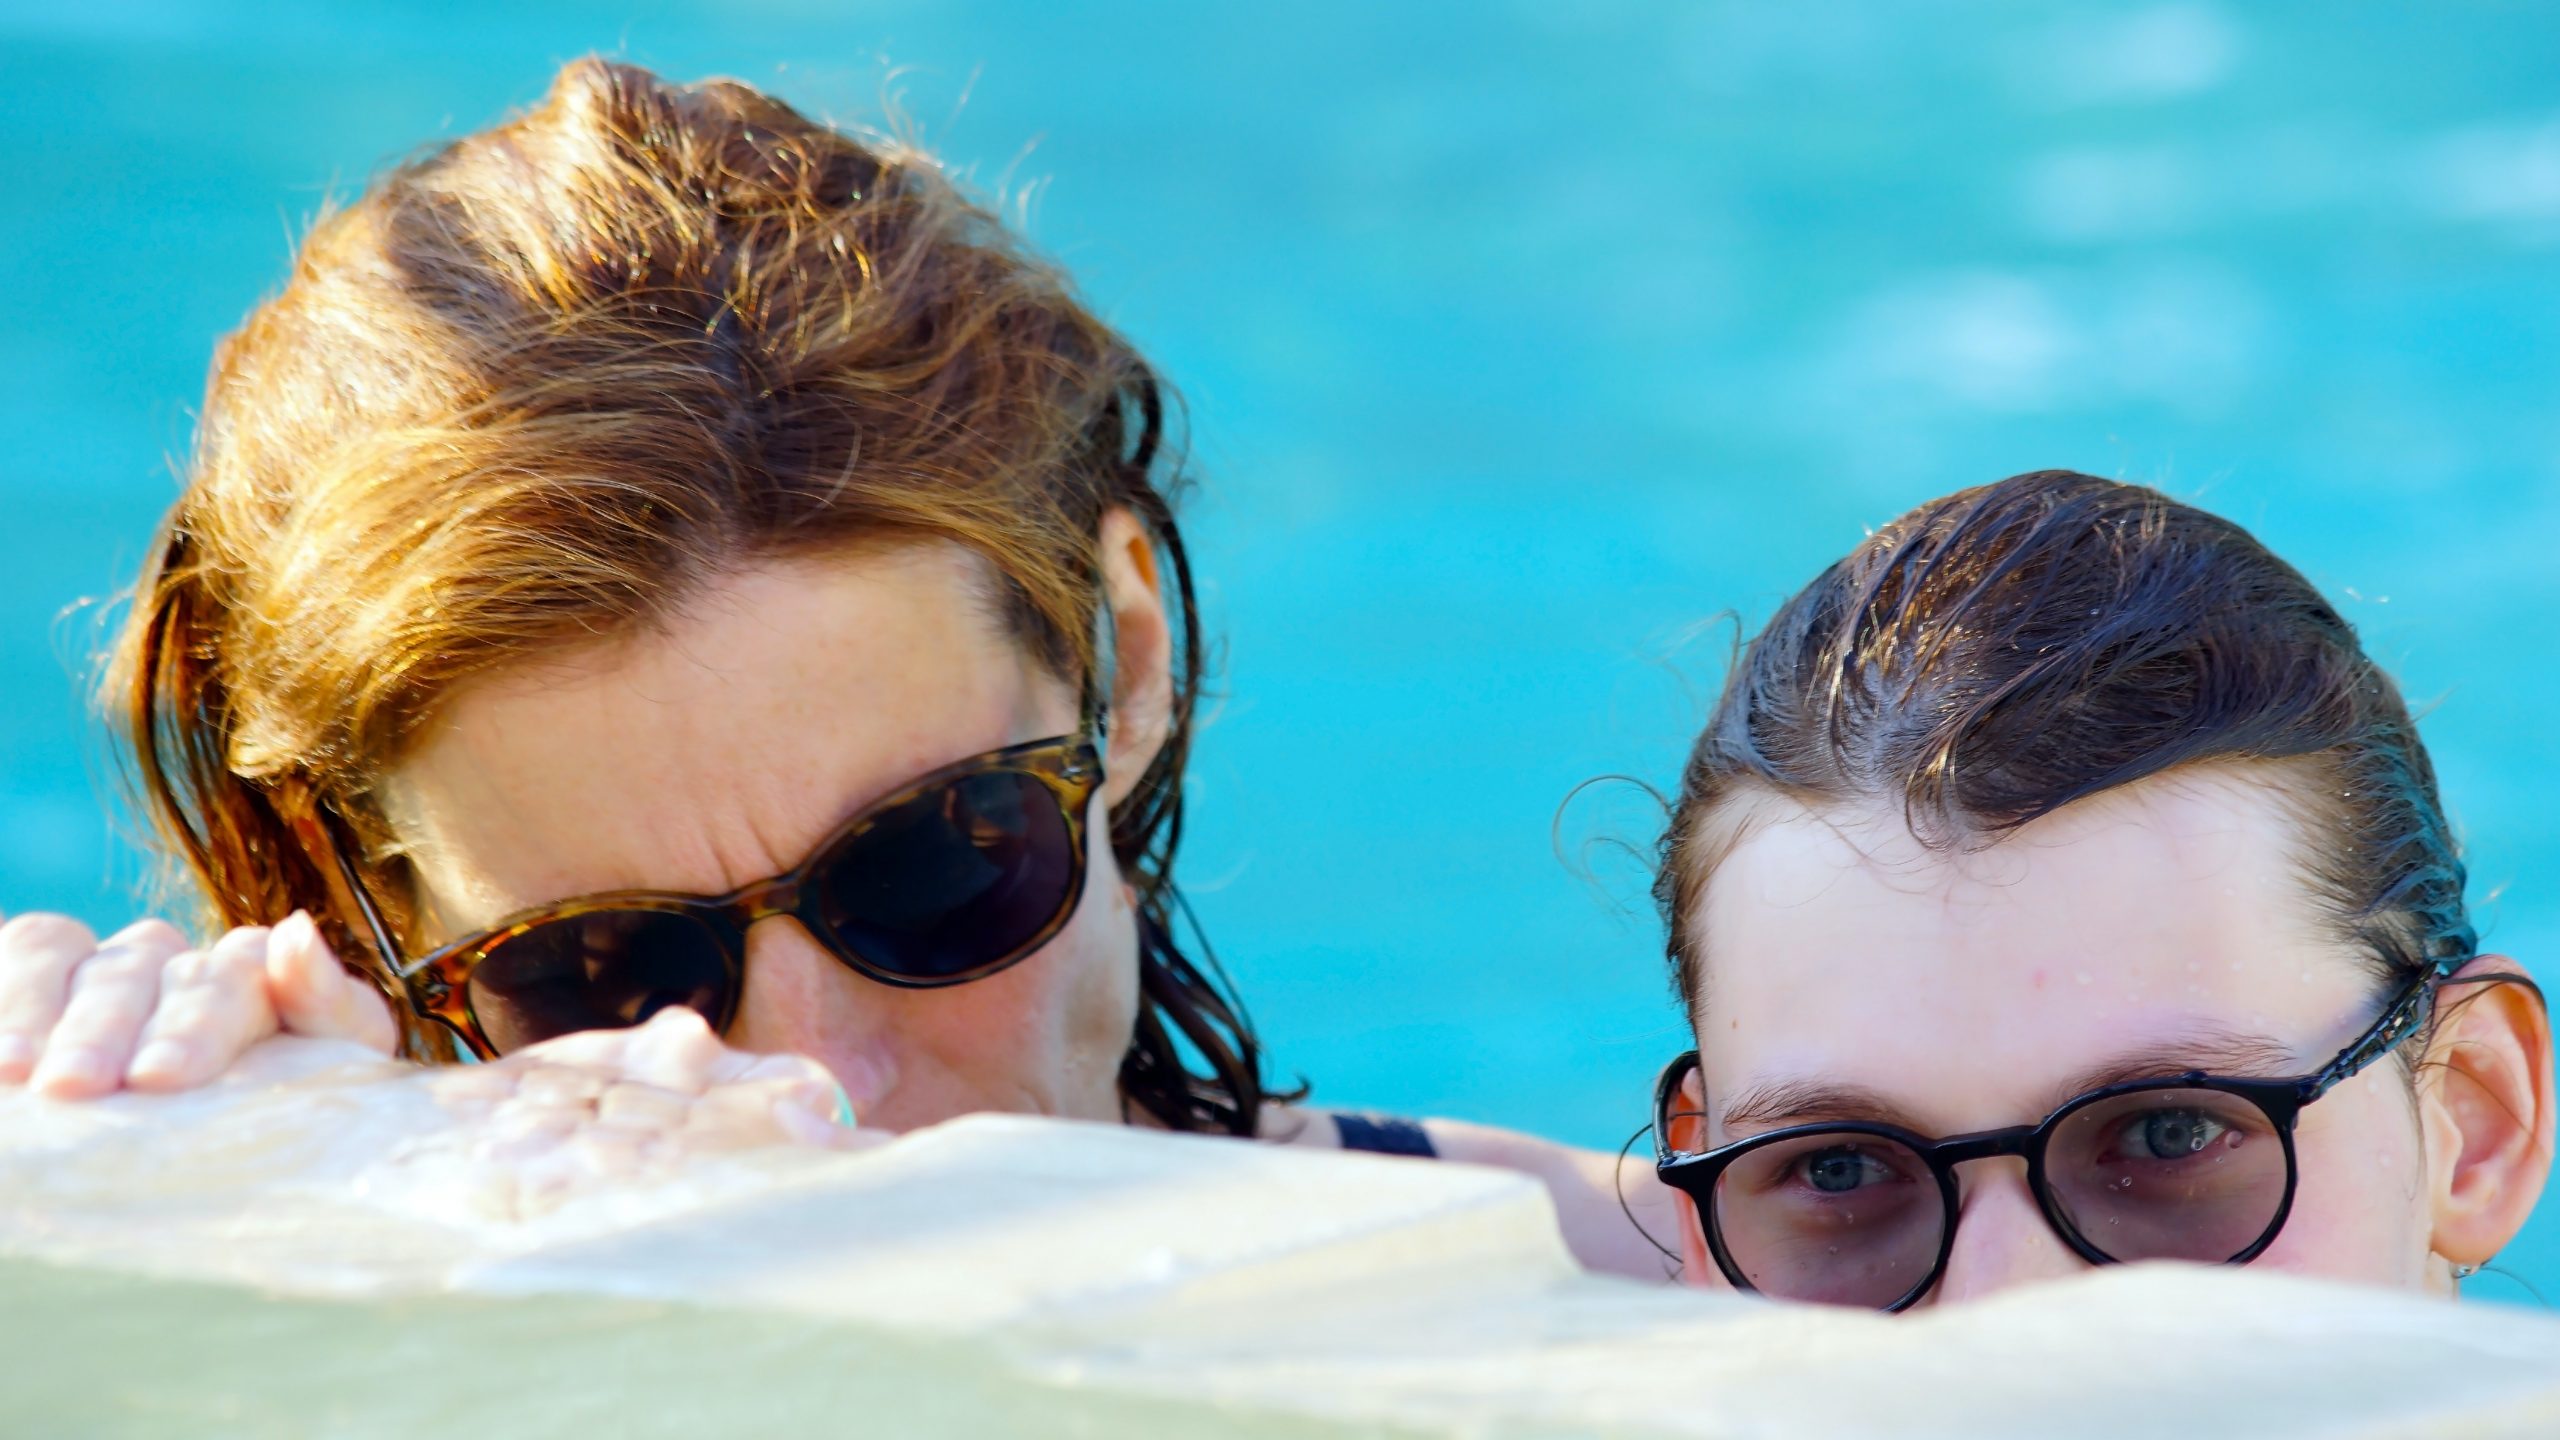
[1646, 471, 2554, 1308]
[0, 59, 1659, 1271]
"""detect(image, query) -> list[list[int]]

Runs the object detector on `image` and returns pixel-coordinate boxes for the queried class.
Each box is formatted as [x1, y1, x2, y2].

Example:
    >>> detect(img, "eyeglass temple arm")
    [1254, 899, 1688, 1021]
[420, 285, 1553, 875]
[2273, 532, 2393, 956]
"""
[1652, 1050, 1704, 1162]
[2303, 967, 2444, 1102]
[314, 803, 414, 981]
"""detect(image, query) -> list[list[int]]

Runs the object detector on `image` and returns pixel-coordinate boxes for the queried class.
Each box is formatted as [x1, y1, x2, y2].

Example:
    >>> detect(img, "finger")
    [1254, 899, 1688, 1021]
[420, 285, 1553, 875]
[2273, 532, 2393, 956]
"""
[686, 1072, 858, 1149]
[686, 1080, 788, 1140]
[426, 1063, 520, 1106]
[0, 913, 100, 1082]
[509, 1020, 648, 1074]
[595, 1079, 692, 1133]
[124, 927, 281, 1092]
[737, 1054, 856, 1128]
[683, 1078, 816, 1149]
[715, 1047, 840, 1092]
[562, 1124, 651, 1180]
[477, 1103, 582, 1165]
[29, 920, 190, 1098]
[512, 1063, 609, 1109]
[612, 1006, 729, 1096]
[771, 1086, 874, 1149]
[496, 1005, 723, 1094]
[266, 911, 399, 1055]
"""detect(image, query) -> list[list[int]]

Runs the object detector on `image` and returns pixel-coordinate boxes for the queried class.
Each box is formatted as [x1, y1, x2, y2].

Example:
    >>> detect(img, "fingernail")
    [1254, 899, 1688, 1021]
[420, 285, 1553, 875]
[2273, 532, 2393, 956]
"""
[129, 1040, 189, 1079]
[0, 1033, 33, 1077]
[271, 909, 315, 954]
[34, 1046, 104, 1091]
[773, 1092, 843, 1146]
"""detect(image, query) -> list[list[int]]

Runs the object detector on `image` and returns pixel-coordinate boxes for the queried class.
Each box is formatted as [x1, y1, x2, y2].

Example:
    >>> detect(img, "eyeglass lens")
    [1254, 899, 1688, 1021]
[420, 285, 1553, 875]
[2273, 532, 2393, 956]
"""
[2040, 1086, 2291, 1263]
[469, 909, 732, 1054]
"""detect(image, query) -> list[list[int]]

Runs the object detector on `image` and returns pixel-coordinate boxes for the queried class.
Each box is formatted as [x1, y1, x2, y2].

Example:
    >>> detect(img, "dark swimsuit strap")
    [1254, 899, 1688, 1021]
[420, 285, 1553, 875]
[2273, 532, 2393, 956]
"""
[1332, 1112, 1437, 1158]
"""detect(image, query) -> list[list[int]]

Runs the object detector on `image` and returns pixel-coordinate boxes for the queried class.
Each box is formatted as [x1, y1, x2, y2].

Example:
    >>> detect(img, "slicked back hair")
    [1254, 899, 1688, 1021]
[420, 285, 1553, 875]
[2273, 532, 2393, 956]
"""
[1656, 471, 2474, 1012]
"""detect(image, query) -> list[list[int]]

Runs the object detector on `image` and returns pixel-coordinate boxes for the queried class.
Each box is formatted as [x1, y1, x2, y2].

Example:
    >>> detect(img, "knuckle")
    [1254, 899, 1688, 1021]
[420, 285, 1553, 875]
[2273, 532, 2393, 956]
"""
[202, 925, 274, 964]
[107, 918, 189, 954]
[136, 992, 213, 1038]
[73, 944, 165, 987]
[204, 942, 269, 985]
[0, 913, 97, 962]
[160, 950, 218, 988]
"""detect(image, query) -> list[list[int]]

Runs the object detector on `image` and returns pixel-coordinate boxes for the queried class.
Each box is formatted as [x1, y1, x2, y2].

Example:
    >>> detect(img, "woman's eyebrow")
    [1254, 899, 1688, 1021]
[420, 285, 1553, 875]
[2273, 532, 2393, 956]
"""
[1716, 1029, 2302, 1136]
[2041, 1030, 2302, 1108]
[1717, 1078, 1923, 1132]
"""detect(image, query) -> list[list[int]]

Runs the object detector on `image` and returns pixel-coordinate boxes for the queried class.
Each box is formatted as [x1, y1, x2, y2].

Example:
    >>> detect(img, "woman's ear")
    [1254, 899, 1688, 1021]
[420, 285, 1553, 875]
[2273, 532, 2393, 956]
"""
[1665, 1065, 1719, 1286]
[1096, 507, 1174, 806]
[2420, 955, 2555, 1277]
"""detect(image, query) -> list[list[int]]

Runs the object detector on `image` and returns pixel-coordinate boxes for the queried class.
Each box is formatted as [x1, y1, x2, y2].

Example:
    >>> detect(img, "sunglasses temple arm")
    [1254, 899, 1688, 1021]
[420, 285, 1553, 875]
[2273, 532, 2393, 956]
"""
[317, 806, 412, 981]
[1084, 596, 1116, 752]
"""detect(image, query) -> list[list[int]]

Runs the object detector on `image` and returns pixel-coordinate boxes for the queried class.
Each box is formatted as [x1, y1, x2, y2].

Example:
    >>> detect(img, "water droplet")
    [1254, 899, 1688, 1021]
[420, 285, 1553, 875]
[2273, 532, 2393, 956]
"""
[2074, 971, 2093, 987]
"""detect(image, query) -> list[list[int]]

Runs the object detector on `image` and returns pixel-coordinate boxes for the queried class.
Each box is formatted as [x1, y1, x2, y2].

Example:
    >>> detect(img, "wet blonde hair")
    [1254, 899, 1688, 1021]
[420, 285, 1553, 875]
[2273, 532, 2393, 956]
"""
[108, 58, 1273, 1132]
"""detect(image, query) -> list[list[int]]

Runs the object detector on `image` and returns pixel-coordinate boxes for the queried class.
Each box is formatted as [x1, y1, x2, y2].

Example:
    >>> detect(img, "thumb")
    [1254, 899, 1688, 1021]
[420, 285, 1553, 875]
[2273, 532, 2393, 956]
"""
[266, 910, 399, 1055]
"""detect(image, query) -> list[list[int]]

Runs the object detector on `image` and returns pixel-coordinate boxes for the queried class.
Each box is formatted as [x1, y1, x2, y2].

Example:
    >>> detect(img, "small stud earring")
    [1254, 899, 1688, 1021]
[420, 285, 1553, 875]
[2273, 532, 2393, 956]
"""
[2451, 1262, 2482, 1281]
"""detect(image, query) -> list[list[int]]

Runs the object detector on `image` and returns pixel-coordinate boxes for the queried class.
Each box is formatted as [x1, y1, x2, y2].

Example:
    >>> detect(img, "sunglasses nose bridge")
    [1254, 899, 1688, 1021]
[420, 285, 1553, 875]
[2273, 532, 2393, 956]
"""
[731, 874, 807, 926]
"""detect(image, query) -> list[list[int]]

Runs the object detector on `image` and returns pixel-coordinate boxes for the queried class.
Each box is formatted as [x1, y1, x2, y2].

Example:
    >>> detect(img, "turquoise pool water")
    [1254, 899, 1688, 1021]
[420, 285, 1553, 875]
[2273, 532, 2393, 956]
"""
[3, 2, 2554, 1299]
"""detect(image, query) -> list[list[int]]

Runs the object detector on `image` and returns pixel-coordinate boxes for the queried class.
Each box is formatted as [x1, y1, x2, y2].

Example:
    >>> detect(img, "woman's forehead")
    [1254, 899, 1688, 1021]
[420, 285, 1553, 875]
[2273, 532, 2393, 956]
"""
[379, 542, 1062, 912]
[1690, 768, 2368, 1127]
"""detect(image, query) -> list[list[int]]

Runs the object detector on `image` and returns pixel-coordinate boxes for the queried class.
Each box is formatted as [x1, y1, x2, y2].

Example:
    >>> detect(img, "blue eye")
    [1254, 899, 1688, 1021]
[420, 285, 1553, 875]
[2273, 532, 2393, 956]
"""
[1799, 1146, 1894, 1193]
[2117, 1107, 2229, 1161]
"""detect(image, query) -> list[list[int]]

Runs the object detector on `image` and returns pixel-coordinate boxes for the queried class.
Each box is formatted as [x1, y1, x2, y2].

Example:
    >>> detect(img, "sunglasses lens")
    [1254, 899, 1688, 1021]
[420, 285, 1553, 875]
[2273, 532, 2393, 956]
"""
[1711, 1132, 1945, 1308]
[2045, 1087, 2291, 1263]
[813, 768, 1081, 982]
[467, 910, 734, 1054]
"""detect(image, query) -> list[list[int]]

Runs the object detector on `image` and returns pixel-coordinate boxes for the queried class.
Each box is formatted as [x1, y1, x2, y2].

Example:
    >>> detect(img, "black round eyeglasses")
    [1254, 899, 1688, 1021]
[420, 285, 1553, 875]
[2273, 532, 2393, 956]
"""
[1651, 966, 2444, 1311]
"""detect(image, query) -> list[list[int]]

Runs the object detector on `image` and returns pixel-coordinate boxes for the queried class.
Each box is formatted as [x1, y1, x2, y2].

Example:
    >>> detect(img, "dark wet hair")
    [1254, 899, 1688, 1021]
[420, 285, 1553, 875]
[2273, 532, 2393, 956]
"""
[1655, 470, 2475, 1011]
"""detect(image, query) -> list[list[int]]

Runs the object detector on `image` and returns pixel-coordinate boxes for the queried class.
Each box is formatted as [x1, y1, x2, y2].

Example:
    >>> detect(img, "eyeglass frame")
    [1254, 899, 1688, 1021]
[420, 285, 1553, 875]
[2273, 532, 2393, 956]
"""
[1651, 962, 2448, 1311]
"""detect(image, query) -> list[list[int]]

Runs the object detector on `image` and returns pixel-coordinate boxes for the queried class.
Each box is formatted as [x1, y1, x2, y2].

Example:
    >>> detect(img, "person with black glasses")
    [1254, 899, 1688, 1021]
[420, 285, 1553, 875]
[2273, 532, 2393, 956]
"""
[0, 60, 1671, 1276]
[1646, 470, 2553, 1309]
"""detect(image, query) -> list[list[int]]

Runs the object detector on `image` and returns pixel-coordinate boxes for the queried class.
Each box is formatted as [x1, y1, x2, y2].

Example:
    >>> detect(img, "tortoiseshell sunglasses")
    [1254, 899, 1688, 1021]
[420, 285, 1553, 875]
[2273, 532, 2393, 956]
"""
[331, 721, 1106, 1059]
